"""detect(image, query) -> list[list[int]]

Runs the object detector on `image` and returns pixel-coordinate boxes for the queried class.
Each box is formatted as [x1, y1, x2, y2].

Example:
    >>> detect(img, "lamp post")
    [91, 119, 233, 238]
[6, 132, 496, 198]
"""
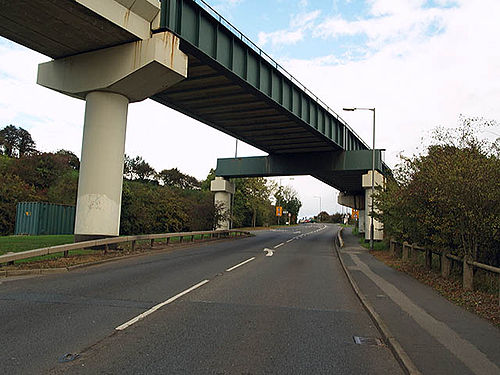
[343, 107, 376, 250]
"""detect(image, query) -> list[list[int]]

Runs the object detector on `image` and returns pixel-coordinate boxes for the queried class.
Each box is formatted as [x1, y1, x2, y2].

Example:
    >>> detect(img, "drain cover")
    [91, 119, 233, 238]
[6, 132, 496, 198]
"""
[58, 353, 80, 363]
[353, 336, 384, 346]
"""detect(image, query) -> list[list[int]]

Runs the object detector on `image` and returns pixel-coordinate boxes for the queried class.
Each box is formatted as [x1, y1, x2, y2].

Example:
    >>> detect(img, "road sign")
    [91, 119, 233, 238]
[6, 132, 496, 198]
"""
[276, 206, 283, 217]
[352, 209, 359, 220]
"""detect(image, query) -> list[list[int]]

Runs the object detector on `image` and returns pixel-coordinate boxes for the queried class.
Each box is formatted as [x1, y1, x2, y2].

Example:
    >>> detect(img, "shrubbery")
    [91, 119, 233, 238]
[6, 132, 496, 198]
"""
[374, 117, 500, 266]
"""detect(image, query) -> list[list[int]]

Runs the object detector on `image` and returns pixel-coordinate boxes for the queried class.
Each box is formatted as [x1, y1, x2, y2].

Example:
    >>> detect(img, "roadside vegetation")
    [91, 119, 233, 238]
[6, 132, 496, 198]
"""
[368, 116, 499, 326]
[0, 124, 302, 241]
[0, 235, 74, 255]
[373, 116, 499, 267]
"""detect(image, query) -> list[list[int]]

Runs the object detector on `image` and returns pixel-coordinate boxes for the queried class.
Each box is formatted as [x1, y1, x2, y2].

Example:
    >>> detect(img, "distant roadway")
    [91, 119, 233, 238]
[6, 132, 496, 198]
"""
[0, 224, 402, 374]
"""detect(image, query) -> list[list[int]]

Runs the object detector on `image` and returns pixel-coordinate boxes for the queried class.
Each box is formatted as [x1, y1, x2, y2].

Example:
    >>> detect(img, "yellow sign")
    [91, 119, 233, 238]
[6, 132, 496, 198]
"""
[276, 206, 283, 217]
[352, 209, 359, 219]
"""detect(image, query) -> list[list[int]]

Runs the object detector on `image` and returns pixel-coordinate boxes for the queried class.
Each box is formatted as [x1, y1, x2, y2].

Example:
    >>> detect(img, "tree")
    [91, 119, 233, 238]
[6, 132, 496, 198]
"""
[201, 168, 216, 191]
[158, 168, 200, 190]
[273, 184, 302, 224]
[374, 116, 500, 265]
[232, 177, 275, 228]
[55, 149, 80, 170]
[0, 125, 36, 157]
[0, 155, 37, 235]
[123, 155, 156, 181]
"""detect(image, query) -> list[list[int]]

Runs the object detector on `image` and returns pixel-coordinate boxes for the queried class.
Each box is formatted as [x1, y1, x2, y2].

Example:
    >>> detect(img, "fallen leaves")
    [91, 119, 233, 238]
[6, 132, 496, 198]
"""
[371, 250, 500, 328]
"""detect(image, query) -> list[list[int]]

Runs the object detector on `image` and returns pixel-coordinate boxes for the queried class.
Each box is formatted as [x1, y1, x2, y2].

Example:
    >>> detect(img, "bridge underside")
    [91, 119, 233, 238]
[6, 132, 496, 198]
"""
[0, 0, 140, 59]
[0, 0, 389, 239]
[215, 150, 384, 194]
[152, 50, 338, 154]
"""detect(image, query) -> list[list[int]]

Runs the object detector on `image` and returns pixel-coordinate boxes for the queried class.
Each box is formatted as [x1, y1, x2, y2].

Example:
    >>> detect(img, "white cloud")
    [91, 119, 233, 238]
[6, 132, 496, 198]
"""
[278, 0, 500, 168]
[314, 4, 451, 52]
[258, 10, 321, 47]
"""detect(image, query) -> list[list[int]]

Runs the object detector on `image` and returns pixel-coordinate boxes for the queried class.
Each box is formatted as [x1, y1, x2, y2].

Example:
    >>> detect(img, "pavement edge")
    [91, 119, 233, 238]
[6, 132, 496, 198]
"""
[334, 227, 422, 375]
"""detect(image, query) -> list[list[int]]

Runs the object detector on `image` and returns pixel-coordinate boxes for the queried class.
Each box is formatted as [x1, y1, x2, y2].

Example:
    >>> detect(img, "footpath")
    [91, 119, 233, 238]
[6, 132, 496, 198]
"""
[337, 227, 500, 375]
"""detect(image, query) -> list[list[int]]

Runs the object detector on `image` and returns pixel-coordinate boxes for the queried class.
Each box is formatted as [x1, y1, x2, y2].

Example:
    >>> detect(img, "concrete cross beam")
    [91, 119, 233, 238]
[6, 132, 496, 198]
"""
[37, 32, 187, 103]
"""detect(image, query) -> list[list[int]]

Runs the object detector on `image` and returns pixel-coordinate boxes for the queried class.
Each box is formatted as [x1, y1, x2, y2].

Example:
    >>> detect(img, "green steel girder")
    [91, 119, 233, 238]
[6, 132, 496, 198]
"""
[216, 150, 384, 193]
[157, 0, 367, 152]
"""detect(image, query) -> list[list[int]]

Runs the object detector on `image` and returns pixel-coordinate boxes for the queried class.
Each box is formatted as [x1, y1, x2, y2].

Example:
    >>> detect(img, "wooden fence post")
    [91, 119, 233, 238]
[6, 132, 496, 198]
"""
[463, 256, 474, 291]
[150, 239, 154, 248]
[390, 240, 395, 257]
[441, 252, 451, 278]
[166, 237, 170, 245]
[131, 240, 136, 251]
[402, 242, 409, 262]
[425, 249, 432, 270]
[410, 243, 417, 262]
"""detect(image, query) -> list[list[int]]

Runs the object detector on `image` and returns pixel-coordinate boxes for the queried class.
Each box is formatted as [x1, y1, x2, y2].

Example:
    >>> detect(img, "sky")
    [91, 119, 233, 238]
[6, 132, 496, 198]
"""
[1, 0, 499, 218]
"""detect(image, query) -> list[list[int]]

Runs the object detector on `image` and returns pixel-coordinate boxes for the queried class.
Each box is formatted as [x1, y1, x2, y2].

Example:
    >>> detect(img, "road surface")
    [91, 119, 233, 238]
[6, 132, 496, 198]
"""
[0, 224, 401, 374]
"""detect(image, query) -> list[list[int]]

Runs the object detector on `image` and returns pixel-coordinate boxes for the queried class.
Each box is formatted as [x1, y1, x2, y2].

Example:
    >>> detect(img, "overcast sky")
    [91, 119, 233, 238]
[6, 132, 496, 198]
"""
[0, 0, 499, 218]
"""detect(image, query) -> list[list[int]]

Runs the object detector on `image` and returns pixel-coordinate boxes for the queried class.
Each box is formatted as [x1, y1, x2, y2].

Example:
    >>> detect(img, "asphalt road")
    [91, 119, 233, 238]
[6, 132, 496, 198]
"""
[1, 224, 402, 374]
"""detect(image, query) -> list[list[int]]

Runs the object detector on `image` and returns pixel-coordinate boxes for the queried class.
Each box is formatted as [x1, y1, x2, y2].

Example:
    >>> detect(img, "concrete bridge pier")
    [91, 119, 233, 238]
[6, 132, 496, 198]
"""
[211, 177, 235, 230]
[37, 32, 188, 241]
[74, 92, 129, 241]
[362, 170, 385, 241]
[358, 210, 366, 234]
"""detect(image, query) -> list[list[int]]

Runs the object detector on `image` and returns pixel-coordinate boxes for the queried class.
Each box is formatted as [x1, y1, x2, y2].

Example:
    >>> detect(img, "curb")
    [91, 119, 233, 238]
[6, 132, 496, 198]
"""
[1, 234, 252, 278]
[335, 228, 422, 375]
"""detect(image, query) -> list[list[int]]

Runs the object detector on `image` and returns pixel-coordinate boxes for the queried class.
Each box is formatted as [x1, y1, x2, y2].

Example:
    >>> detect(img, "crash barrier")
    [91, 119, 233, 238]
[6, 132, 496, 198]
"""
[0, 229, 251, 265]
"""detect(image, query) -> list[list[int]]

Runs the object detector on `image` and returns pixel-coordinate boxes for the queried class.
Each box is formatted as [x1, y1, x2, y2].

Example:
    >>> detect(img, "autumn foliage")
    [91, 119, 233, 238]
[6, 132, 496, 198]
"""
[374, 117, 500, 266]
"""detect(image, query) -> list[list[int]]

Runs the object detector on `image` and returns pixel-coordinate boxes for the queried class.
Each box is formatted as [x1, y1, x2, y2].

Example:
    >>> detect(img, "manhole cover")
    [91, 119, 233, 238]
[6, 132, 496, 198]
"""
[58, 353, 80, 363]
[353, 336, 384, 346]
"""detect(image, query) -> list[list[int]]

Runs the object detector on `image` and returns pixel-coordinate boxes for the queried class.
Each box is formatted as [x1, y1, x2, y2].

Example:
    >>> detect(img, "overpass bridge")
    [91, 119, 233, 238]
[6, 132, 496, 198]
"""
[0, 0, 387, 240]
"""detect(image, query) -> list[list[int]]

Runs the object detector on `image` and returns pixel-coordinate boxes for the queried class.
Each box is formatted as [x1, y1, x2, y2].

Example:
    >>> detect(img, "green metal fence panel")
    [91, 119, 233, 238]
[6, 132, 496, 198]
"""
[15, 202, 75, 235]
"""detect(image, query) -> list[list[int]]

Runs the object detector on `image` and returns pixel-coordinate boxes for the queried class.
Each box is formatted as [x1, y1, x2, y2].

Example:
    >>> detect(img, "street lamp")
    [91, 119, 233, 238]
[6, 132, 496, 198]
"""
[343, 107, 376, 250]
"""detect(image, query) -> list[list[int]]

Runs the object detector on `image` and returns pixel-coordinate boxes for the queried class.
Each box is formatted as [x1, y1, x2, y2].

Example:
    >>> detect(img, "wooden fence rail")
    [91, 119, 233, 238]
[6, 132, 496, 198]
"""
[0, 229, 251, 265]
[390, 239, 500, 305]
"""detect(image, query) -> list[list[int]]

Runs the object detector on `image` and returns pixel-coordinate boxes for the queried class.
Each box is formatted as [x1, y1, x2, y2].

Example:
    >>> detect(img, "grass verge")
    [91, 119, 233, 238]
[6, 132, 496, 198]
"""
[0, 235, 75, 255]
[1, 233, 249, 270]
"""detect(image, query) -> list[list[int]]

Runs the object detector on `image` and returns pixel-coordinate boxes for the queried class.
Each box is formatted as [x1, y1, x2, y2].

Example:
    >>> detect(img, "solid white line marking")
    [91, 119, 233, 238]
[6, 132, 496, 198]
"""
[115, 279, 210, 331]
[226, 257, 256, 272]
[274, 243, 285, 249]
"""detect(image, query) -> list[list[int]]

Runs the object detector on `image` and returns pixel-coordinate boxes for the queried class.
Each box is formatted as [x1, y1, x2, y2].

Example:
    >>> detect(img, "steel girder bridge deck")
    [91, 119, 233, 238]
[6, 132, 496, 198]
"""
[155, 0, 388, 194]
[0, 0, 389, 196]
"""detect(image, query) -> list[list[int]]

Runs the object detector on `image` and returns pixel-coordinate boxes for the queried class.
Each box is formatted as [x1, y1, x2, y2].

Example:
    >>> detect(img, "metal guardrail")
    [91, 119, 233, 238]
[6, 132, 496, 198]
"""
[189, 0, 370, 150]
[0, 229, 250, 264]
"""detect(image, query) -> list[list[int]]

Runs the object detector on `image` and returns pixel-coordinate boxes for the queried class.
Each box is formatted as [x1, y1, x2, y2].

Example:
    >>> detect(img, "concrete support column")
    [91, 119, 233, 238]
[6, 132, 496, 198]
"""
[211, 177, 235, 230]
[362, 170, 384, 242]
[37, 31, 188, 241]
[75, 92, 129, 240]
[359, 210, 365, 233]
